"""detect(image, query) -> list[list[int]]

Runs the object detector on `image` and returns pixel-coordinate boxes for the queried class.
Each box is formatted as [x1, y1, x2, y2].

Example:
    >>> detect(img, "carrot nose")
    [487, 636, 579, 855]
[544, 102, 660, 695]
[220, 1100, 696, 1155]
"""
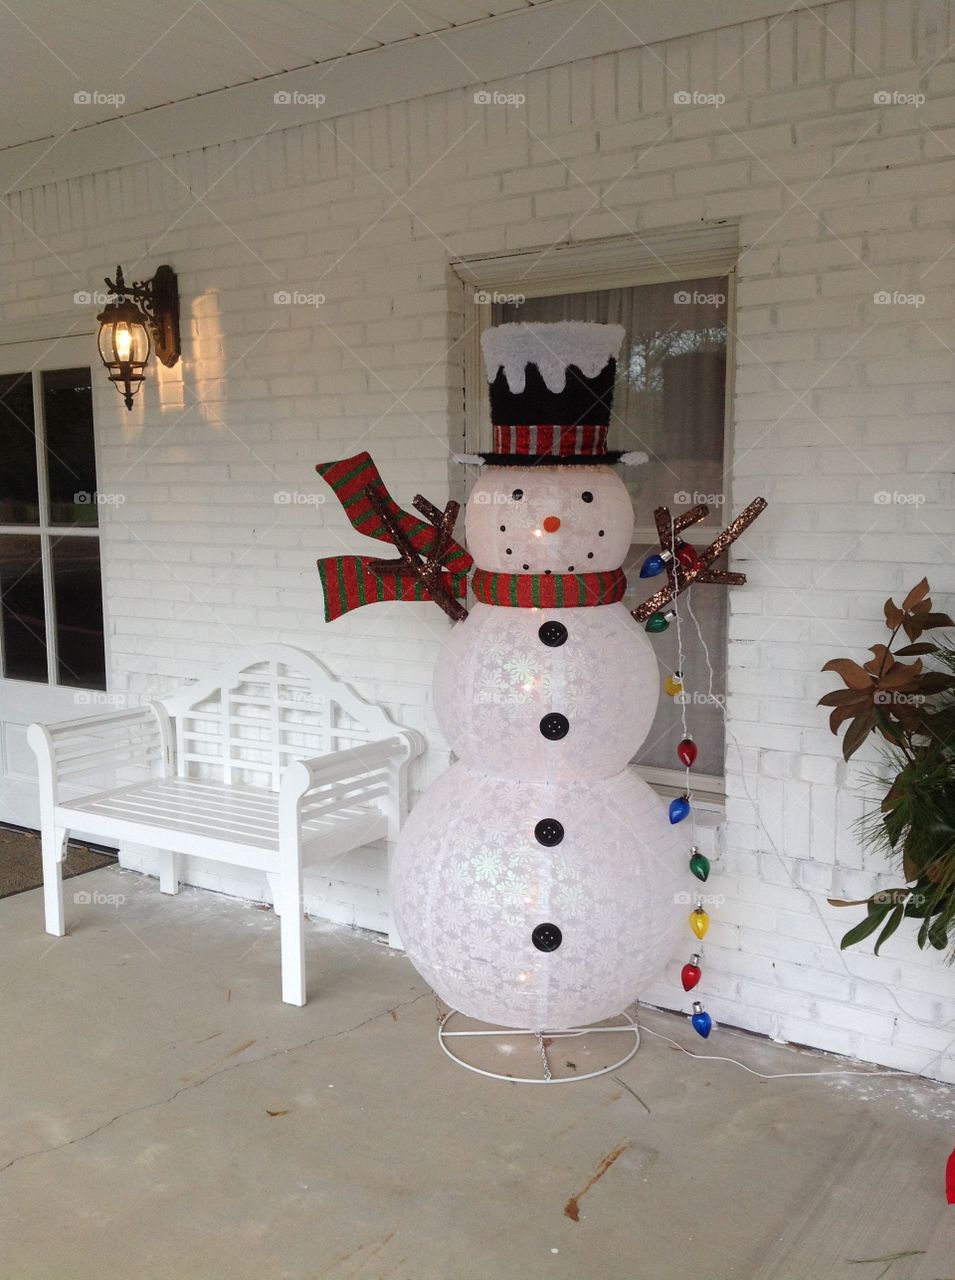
[542, 516, 561, 533]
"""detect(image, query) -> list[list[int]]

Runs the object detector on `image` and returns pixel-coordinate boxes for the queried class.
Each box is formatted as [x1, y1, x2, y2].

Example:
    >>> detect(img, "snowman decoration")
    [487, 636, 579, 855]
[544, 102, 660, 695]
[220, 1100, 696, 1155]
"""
[316, 322, 762, 1037]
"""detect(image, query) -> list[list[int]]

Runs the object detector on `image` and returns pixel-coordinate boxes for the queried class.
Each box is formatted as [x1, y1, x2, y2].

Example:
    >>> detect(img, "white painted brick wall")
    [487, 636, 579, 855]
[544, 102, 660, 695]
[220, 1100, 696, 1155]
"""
[2, 0, 955, 1080]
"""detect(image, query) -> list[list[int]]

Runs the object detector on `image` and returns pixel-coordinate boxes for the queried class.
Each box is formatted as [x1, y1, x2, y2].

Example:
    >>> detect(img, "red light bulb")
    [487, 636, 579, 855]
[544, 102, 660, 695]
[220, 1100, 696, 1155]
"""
[681, 954, 702, 992]
[677, 737, 698, 767]
[675, 542, 698, 570]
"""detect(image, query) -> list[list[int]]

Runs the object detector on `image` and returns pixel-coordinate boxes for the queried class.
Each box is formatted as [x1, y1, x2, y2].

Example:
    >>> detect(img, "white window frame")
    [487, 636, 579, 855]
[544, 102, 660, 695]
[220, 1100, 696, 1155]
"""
[452, 228, 739, 799]
[0, 355, 105, 690]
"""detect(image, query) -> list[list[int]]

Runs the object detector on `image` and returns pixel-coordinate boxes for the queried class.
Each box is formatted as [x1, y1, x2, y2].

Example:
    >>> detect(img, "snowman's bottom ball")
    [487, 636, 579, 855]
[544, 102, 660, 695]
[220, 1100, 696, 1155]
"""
[391, 762, 686, 1030]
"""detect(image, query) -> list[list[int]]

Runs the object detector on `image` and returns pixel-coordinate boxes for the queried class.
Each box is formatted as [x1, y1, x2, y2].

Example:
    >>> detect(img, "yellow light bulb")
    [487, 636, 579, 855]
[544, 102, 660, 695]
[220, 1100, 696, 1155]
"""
[664, 673, 684, 697]
[114, 322, 133, 362]
[690, 908, 710, 940]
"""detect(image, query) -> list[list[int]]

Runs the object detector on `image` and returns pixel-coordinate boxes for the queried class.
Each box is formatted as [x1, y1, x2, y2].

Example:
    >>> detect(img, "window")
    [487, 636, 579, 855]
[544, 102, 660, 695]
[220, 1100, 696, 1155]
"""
[0, 367, 106, 689]
[457, 232, 737, 794]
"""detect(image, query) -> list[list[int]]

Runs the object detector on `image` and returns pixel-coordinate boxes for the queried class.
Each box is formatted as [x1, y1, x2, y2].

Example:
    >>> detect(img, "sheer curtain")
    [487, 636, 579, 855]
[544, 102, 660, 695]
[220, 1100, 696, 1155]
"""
[495, 277, 730, 781]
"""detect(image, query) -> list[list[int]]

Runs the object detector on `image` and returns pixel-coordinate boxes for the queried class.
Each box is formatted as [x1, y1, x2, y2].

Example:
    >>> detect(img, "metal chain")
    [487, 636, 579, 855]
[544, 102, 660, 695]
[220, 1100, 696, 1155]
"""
[535, 1031, 553, 1082]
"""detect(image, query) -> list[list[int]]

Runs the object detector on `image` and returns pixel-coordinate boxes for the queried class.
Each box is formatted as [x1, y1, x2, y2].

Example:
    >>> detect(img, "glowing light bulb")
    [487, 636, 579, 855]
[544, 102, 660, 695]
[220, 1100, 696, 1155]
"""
[114, 323, 133, 362]
[669, 794, 691, 824]
[691, 1001, 712, 1039]
[681, 954, 702, 992]
[690, 906, 709, 939]
[664, 672, 684, 697]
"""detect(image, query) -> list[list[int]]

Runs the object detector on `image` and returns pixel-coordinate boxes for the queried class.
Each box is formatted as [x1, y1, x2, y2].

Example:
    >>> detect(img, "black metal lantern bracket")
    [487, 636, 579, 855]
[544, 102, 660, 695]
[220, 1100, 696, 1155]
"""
[101, 264, 181, 368]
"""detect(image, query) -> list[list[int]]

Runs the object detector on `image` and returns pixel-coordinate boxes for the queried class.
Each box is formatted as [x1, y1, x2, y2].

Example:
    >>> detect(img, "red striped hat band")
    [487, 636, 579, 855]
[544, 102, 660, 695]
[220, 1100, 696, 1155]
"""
[492, 424, 608, 458]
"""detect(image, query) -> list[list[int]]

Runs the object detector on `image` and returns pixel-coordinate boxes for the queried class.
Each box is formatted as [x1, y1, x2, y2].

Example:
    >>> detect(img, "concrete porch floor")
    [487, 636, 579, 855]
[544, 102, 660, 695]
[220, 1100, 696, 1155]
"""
[2, 865, 954, 1280]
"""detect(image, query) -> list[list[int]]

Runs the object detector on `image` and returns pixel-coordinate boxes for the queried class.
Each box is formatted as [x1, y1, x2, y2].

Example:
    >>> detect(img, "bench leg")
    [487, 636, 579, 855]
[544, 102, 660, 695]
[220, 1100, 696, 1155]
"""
[159, 850, 180, 895]
[41, 824, 68, 936]
[279, 868, 306, 1006]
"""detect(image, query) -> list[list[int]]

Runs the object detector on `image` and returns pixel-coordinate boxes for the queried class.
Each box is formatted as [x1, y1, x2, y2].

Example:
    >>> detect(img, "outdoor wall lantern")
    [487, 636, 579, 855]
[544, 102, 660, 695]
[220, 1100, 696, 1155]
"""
[95, 264, 181, 410]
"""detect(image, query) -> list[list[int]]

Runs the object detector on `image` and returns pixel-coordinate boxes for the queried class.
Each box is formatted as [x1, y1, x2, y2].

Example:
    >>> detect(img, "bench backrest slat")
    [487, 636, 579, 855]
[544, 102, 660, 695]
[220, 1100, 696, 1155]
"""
[163, 644, 400, 792]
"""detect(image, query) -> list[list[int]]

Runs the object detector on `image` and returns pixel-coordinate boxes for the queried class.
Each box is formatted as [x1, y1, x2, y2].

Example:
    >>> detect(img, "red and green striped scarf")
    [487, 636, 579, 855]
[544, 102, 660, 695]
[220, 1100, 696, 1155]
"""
[471, 567, 626, 608]
[316, 452, 473, 621]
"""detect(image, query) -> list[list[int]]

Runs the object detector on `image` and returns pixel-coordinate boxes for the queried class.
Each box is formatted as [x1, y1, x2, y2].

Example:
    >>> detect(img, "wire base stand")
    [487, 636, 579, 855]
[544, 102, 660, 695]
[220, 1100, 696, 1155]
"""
[437, 1008, 641, 1084]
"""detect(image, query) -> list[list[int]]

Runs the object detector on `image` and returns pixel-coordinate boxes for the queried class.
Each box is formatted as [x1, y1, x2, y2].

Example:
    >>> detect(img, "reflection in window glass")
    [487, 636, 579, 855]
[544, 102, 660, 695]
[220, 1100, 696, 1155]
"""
[0, 534, 47, 682]
[43, 368, 98, 527]
[0, 373, 40, 525]
[496, 281, 729, 778]
[52, 538, 106, 689]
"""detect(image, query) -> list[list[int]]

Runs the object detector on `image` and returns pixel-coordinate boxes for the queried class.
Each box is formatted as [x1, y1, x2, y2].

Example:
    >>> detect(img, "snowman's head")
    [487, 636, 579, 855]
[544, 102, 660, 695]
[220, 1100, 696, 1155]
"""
[465, 465, 634, 574]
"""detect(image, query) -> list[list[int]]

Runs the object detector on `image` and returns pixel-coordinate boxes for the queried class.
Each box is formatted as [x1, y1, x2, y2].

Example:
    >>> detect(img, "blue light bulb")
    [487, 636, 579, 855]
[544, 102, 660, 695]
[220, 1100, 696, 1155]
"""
[640, 554, 666, 579]
[691, 1002, 712, 1039]
[669, 794, 691, 824]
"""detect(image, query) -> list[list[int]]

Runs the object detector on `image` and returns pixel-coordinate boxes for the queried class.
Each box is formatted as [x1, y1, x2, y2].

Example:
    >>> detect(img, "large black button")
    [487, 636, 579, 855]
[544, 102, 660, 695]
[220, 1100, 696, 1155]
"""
[534, 818, 564, 846]
[532, 923, 563, 952]
[538, 620, 568, 648]
[539, 713, 569, 740]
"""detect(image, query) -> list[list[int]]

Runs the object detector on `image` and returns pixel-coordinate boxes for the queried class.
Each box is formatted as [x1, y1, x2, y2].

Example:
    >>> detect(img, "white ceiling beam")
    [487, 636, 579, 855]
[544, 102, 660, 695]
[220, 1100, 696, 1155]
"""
[0, 0, 844, 195]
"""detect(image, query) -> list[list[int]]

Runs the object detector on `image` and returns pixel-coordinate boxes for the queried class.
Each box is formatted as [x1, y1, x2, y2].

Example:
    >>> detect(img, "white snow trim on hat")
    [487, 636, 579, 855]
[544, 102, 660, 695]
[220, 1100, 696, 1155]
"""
[620, 450, 649, 466]
[481, 321, 625, 393]
[453, 452, 486, 465]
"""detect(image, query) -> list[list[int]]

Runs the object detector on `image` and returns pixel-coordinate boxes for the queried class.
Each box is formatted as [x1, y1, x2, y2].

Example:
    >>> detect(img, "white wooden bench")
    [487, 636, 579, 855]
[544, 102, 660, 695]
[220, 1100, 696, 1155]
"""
[27, 644, 423, 1005]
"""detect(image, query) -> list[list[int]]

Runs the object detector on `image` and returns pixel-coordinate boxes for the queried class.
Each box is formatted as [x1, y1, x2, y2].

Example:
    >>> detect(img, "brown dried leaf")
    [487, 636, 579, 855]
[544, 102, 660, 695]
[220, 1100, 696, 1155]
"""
[916, 611, 954, 630]
[901, 578, 930, 611]
[818, 688, 871, 708]
[842, 706, 876, 760]
[266, 1109, 288, 1117]
[821, 658, 873, 691]
[878, 659, 924, 689]
[884, 597, 904, 629]
[830, 703, 860, 734]
[894, 642, 937, 656]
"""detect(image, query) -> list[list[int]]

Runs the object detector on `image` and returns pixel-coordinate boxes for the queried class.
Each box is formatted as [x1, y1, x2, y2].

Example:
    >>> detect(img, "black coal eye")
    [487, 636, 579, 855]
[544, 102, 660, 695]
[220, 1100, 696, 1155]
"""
[598, 530, 605, 537]
[581, 491, 593, 503]
[500, 524, 506, 532]
[512, 489, 523, 501]
[506, 548, 512, 554]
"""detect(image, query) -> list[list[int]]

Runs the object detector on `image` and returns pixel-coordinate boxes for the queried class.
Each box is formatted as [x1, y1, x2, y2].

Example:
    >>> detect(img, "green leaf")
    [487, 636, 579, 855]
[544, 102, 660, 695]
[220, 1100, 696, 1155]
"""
[840, 910, 890, 950]
[874, 904, 904, 955]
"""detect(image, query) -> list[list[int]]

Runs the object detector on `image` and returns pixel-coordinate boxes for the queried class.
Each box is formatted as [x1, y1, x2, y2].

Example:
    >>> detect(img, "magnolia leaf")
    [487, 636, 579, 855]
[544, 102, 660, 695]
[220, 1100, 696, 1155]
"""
[884, 598, 904, 629]
[903, 846, 920, 882]
[840, 910, 890, 950]
[842, 706, 876, 760]
[830, 703, 860, 734]
[916, 611, 954, 630]
[878, 659, 924, 689]
[818, 688, 871, 707]
[910, 672, 955, 695]
[912, 599, 932, 615]
[821, 658, 873, 691]
[828, 897, 872, 907]
[874, 904, 905, 955]
[901, 578, 930, 611]
[894, 642, 937, 657]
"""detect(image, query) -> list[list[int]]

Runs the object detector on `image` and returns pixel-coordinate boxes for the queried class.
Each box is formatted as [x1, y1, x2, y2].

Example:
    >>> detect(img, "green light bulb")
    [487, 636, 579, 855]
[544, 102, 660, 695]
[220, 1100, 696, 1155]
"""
[689, 849, 710, 882]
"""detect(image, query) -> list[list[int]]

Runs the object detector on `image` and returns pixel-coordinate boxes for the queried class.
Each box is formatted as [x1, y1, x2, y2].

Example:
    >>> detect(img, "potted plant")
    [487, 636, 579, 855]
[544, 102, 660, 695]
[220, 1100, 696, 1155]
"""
[819, 579, 955, 957]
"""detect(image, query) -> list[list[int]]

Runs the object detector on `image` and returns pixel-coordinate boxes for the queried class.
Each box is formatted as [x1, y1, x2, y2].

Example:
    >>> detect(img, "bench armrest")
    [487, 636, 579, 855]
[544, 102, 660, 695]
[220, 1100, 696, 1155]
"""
[27, 703, 174, 809]
[278, 732, 424, 848]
